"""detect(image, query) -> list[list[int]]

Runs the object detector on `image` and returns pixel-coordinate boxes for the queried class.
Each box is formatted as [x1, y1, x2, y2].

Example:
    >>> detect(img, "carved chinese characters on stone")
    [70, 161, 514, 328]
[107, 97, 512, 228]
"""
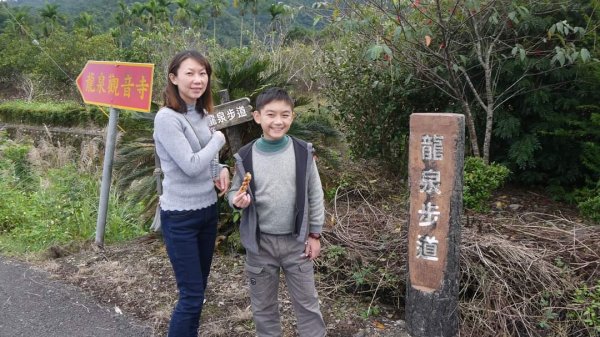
[208, 97, 253, 131]
[418, 201, 440, 227]
[236, 106, 248, 117]
[207, 115, 217, 129]
[216, 111, 227, 123]
[419, 169, 441, 195]
[416, 235, 439, 261]
[415, 136, 444, 262]
[421, 134, 444, 161]
[408, 113, 463, 292]
[414, 133, 445, 264]
[416, 136, 444, 249]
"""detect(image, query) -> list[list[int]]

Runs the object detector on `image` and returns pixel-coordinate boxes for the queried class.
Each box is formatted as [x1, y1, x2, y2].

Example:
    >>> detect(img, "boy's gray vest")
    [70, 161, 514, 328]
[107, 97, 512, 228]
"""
[234, 137, 315, 254]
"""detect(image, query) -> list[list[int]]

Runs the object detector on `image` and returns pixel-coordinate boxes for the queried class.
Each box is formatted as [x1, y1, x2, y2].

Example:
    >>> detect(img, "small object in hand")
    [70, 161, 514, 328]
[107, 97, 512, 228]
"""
[238, 172, 252, 194]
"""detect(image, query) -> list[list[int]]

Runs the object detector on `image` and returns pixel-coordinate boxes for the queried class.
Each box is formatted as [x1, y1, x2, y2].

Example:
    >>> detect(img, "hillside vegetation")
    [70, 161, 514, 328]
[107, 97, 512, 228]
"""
[2, 0, 320, 46]
[0, 0, 599, 336]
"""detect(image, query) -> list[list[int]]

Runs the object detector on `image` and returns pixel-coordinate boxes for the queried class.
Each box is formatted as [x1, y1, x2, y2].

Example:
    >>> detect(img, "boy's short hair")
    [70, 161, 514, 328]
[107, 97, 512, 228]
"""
[255, 87, 294, 111]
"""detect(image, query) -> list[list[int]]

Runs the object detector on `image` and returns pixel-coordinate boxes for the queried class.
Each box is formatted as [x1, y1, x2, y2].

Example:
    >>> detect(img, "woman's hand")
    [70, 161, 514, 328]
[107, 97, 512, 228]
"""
[215, 167, 230, 196]
[212, 130, 226, 144]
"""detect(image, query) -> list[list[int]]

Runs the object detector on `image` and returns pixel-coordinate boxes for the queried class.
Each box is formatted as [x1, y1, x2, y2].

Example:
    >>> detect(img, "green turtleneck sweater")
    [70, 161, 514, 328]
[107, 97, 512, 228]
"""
[255, 135, 290, 153]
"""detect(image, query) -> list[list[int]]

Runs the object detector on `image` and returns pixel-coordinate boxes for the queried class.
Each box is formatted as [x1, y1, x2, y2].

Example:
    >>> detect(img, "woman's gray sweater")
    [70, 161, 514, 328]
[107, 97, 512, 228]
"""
[153, 105, 225, 211]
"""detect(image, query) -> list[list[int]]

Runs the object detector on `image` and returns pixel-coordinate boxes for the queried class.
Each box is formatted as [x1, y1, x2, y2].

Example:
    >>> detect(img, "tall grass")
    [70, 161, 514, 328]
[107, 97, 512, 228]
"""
[0, 131, 146, 255]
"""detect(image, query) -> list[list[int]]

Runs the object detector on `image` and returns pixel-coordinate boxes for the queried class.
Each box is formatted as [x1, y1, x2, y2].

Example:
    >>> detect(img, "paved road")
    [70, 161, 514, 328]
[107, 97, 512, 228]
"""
[0, 256, 152, 337]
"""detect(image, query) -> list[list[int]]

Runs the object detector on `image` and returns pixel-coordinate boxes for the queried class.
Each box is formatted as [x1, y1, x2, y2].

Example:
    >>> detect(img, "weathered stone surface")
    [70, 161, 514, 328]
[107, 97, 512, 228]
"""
[405, 113, 464, 337]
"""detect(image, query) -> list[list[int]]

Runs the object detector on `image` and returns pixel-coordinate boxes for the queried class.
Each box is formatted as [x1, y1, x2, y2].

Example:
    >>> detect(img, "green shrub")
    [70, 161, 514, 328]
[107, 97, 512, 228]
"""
[463, 157, 511, 212]
[0, 164, 146, 253]
[568, 280, 600, 334]
[578, 194, 600, 224]
[0, 100, 153, 138]
[1, 140, 34, 188]
[0, 182, 33, 235]
[0, 132, 35, 233]
[0, 100, 91, 126]
[0, 133, 145, 254]
[319, 32, 448, 175]
[569, 180, 600, 224]
[31, 31, 119, 96]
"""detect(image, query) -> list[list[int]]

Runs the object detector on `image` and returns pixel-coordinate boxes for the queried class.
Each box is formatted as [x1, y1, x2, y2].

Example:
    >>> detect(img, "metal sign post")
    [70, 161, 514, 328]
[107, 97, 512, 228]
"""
[95, 107, 119, 247]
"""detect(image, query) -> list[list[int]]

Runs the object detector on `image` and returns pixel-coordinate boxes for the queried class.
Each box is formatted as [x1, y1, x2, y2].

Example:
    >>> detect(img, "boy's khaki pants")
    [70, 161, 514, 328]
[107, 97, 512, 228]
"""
[245, 233, 326, 337]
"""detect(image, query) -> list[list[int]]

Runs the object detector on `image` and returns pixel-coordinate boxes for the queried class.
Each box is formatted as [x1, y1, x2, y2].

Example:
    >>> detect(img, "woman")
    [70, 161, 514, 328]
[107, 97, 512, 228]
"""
[153, 50, 229, 336]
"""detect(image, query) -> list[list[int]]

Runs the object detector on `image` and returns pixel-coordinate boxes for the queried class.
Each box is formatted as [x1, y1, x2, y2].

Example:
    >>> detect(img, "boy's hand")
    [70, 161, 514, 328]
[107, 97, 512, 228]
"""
[232, 191, 252, 209]
[303, 237, 321, 261]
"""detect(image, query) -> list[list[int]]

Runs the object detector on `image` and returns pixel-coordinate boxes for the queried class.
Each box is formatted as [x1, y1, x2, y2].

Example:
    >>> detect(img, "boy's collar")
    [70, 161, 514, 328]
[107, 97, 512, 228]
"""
[256, 135, 290, 152]
[261, 134, 288, 143]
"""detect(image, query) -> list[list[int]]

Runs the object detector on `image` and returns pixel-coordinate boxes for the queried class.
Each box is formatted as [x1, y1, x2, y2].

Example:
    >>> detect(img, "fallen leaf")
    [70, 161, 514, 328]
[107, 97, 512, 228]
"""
[425, 35, 432, 47]
[374, 321, 385, 329]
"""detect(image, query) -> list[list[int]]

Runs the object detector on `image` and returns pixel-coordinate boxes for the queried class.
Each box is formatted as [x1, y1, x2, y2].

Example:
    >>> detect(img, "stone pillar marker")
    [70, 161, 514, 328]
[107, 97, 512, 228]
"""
[406, 113, 464, 337]
[216, 89, 248, 155]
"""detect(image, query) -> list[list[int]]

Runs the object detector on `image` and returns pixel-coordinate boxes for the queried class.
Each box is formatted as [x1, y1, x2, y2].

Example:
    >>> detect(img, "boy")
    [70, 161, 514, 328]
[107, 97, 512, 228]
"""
[228, 87, 327, 337]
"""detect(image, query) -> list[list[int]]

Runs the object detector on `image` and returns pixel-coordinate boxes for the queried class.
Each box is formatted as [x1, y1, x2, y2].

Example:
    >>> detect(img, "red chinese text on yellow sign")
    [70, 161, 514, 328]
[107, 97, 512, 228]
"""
[76, 61, 154, 112]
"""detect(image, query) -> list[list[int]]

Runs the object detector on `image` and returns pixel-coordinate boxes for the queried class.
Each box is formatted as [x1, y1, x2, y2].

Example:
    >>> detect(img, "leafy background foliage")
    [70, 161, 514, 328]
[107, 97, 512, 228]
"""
[0, 0, 599, 335]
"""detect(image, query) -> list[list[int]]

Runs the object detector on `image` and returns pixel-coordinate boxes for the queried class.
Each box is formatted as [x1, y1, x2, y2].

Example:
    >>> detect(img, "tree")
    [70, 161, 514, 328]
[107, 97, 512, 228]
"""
[317, 27, 448, 171]
[341, 0, 590, 163]
[130, 2, 146, 28]
[39, 3, 64, 37]
[234, 0, 250, 48]
[189, 3, 207, 30]
[2, 6, 33, 37]
[213, 48, 286, 104]
[74, 12, 97, 38]
[32, 31, 119, 93]
[141, 0, 172, 28]
[267, 2, 294, 50]
[112, 0, 133, 48]
[173, 0, 192, 25]
[0, 29, 38, 79]
[489, 0, 600, 190]
[245, 0, 260, 38]
[207, 0, 226, 42]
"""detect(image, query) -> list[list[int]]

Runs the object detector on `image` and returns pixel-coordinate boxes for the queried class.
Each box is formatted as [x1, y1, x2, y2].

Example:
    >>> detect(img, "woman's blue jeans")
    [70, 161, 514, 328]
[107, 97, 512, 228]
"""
[161, 204, 218, 337]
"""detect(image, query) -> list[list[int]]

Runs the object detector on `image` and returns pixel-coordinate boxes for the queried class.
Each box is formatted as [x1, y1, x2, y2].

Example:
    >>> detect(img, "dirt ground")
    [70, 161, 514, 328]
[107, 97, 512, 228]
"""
[36, 185, 590, 337]
[40, 234, 409, 337]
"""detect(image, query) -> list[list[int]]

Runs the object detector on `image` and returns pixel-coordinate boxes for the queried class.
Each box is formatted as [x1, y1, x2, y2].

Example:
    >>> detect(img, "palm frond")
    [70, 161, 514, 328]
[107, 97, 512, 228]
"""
[289, 111, 342, 170]
[114, 137, 156, 191]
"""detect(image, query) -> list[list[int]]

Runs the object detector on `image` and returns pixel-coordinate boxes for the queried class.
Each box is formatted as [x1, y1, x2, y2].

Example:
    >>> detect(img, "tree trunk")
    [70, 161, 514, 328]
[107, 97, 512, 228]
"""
[239, 17, 244, 48]
[460, 100, 480, 157]
[213, 18, 216, 43]
[483, 64, 494, 164]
